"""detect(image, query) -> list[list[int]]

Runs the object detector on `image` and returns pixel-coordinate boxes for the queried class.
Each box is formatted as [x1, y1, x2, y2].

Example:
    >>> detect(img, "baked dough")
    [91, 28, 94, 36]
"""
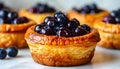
[25, 26, 100, 66]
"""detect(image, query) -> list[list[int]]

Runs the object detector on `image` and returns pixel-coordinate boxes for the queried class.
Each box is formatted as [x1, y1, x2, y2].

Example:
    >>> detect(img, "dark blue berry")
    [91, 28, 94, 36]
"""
[7, 46, 18, 57]
[0, 18, 10, 24]
[81, 24, 91, 32]
[34, 24, 45, 33]
[110, 11, 120, 17]
[0, 9, 9, 18]
[0, 48, 7, 59]
[12, 17, 29, 24]
[40, 25, 53, 35]
[103, 16, 115, 23]
[56, 27, 70, 37]
[67, 18, 80, 29]
[7, 11, 18, 20]
[74, 26, 87, 36]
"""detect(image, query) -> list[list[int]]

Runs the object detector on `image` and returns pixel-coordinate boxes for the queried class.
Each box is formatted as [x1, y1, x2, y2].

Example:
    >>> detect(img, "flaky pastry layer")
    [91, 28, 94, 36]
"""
[19, 9, 53, 23]
[67, 10, 109, 27]
[27, 41, 95, 66]
[0, 31, 27, 48]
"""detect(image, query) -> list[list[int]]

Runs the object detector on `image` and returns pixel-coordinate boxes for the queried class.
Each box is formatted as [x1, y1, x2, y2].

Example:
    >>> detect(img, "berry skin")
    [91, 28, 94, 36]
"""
[68, 18, 80, 29]
[12, 17, 29, 24]
[7, 11, 18, 20]
[7, 46, 18, 57]
[56, 27, 71, 37]
[74, 26, 87, 36]
[81, 24, 91, 32]
[103, 16, 116, 23]
[0, 48, 7, 59]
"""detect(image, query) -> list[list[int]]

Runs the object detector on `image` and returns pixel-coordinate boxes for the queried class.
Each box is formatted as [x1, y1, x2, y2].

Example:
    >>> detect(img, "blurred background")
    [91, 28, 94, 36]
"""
[0, 0, 120, 12]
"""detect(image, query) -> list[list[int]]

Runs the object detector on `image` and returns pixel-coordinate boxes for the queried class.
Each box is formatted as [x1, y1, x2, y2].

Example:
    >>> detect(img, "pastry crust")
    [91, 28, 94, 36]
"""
[67, 10, 109, 27]
[94, 21, 120, 49]
[0, 20, 35, 48]
[19, 9, 53, 23]
[25, 26, 100, 66]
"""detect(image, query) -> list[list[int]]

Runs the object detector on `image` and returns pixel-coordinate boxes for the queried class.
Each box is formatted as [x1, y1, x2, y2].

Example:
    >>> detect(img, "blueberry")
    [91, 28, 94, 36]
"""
[7, 11, 18, 20]
[67, 18, 80, 29]
[110, 11, 120, 17]
[6, 46, 18, 57]
[0, 18, 10, 24]
[0, 48, 7, 59]
[81, 24, 91, 33]
[47, 20, 57, 27]
[115, 17, 120, 23]
[80, 5, 90, 14]
[34, 24, 45, 33]
[72, 7, 80, 12]
[103, 16, 115, 23]
[74, 26, 87, 36]
[44, 16, 56, 23]
[29, 7, 38, 13]
[12, 17, 29, 24]
[0, 9, 9, 18]
[54, 12, 69, 26]
[89, 3, 97, 10]
[40, 25, 53, 35]
[56, 27, 71, 37]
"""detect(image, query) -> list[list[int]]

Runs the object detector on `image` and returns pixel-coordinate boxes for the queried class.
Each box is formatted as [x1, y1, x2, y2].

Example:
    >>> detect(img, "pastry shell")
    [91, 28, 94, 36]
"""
[19, 9, 53, 23]
[67, 10, 109, 27]
[25, 26, 100, 66]
[94, 21, 120, 49]
[0, 20, 35, 48]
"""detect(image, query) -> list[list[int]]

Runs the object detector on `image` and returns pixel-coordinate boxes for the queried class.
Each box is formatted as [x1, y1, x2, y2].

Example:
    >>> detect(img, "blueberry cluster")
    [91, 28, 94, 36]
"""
[29, 3, 56, 13]
[103, 9, 120, 24]
[0, 9, 29, 24]
[72, 3, 102, 14]
[34, 11, 91, 37]
[0, 46, 18, 59]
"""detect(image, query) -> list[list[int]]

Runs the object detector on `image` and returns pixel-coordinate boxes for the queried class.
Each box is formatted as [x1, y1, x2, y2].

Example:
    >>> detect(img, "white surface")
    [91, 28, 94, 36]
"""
[1, 46, 120, 69]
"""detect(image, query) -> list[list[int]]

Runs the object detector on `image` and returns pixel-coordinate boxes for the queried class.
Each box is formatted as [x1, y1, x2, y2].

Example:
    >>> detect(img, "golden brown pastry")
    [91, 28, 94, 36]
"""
[0, 20, 35, 48]
[25, 12, 100, 66]
[19, 3, 56, 23]
[94, 21, 120, 49]
[94, 9, 120, 49]
[67, 4, 109, 27]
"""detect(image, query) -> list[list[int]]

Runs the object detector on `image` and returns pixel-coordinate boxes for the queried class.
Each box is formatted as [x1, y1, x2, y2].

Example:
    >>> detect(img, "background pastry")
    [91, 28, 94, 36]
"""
[94, 9, 120, 49]
[19, 3, 56, 24]
[67, 3, 109, 27]
[0, 9, 35, 48]
[25, 12, 100, 66]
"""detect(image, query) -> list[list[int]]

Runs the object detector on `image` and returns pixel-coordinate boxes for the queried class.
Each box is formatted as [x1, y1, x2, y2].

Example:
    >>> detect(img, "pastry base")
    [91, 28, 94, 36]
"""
[27, 41, 95, 66]
[0, 31, 27, 48]
[97, 30, 120, 49]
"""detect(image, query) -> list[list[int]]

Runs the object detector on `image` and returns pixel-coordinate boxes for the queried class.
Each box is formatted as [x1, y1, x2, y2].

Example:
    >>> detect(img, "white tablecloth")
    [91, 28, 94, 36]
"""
[1, 46, 120, 69]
